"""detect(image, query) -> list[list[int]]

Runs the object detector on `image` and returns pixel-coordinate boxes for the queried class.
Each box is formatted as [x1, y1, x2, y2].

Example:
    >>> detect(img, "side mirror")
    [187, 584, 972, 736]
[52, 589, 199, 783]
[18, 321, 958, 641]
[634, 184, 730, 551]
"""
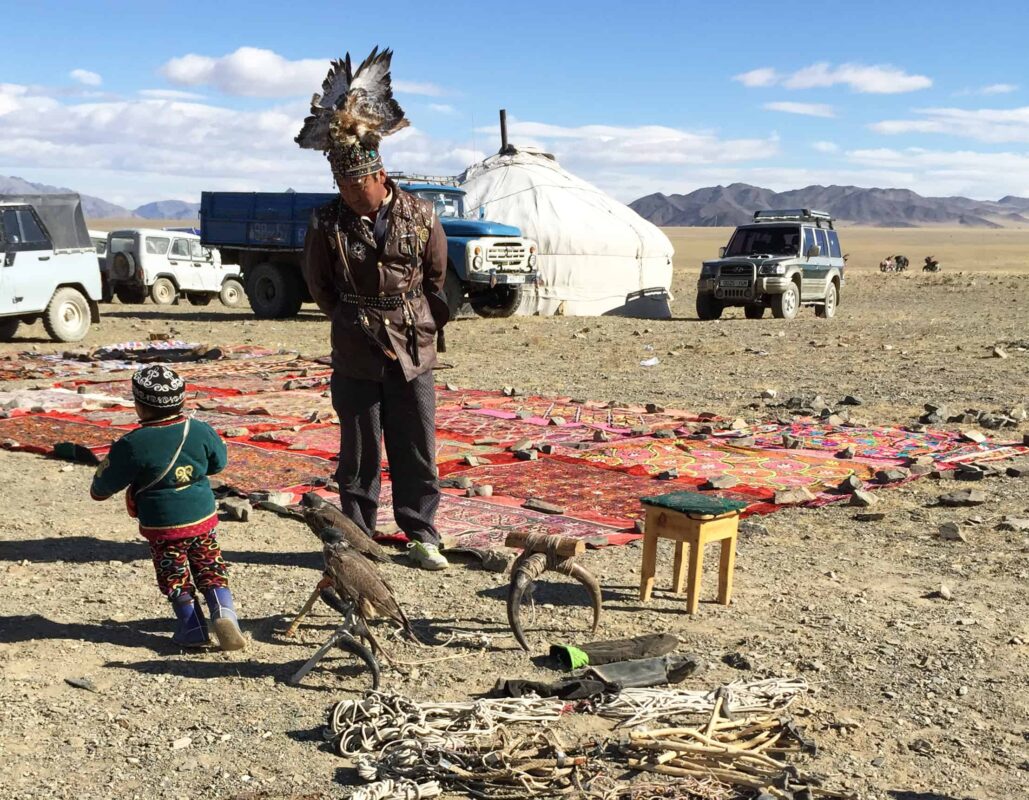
[718, 246, 726, 258]
[806, 245, 821, 258]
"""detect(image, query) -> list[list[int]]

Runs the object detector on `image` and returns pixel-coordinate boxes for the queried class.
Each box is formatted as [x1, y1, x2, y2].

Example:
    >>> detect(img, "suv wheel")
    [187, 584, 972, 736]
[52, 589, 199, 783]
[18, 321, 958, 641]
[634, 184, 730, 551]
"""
[695, 293, 723, 321]
[816, 282, 838, 319]
[43, 287, 91, 342]
[443, 268, 465, 320]
[188, 294, 212, 306]
[219, 278, 245, 308]
[744, 305, 765, 320]
[0, 317, 19, 341]
[150, 277, 177, 305]
[771, 282, 800, 320]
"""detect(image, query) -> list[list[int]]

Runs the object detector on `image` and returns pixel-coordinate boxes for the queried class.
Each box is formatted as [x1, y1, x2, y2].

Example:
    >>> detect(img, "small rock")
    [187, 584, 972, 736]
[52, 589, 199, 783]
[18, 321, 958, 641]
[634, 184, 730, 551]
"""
[997, 516, 1029, 532]
[841, 395, 863, 406]
[444, 382, 458, 391]
[64, 676, 97, 692]
[514, 449, 538, 461]
[959, 429, 987, 444]
[1005, 462, 1029, 478]
[652, 428, 676, 439]
[835, 446, 856, 459]
[760, 389, 778, 400]
[782, 434, 801, 450]
[549, 416, 567, 426]
[837, 475, 864, 494]
[937, 584, 954, 601]
[703, 475, 738, 490]
[592, 430, 611, 443]
[938, 521, 967, 542]
[849, 490, 877, 507]
[871, 757, 885, 768]
[938, 489, 987, 507]
[464, 455, 482, 467]
[645, 403, 664, 413]
[221, 426, 250, 438]
[633, 519, 645, 534]
[730, 417, 748, 431]
[219, 498, 251, 523]
[991, 345, 1008, 359]
[473, 484, 494, 498]
[854, 512, 886, 522]
[451, 476, 474, 490]
[522, 498, 564, 515]
[479, 550, 513, 573]
[539, 444, 557, 455]
[955, 464, 985, 482]
[722, 651, 753, 670]
[509, 438, 534, 452]
[655, 468, 679, 480]
[774, 487, 815, 505]
[875, 468, 910, 484]
[930, 469, 955, 480]
[172, 736, 192, 750]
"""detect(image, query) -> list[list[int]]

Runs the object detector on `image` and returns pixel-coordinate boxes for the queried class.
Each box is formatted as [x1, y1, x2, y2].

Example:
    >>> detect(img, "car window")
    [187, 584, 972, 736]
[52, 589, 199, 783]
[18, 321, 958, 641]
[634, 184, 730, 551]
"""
[0, 209, 19, 243]
[723, 225, 800, 257]
[92, 238, 108, 255]
[170, 239, 190, 257]
[827, 230, 842, 259]
[17, 209, 48, 245]
[815, 229, 828, 256]
[189, 240, 205, 259]
[145, 237, 171, 255]
[802, 227, 815, 255]
[109, 235, 134, 254]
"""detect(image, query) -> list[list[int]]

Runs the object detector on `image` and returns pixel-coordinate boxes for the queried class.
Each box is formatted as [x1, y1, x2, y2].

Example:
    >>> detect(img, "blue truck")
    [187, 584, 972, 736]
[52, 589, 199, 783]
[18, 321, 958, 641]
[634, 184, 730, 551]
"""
[200, 176, 537, 319]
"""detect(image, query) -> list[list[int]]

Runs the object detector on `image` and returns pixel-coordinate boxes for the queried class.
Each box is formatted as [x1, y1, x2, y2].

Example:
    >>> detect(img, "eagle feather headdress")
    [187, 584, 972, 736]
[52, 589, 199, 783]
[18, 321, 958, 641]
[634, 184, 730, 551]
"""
[295, 47, 409, 162]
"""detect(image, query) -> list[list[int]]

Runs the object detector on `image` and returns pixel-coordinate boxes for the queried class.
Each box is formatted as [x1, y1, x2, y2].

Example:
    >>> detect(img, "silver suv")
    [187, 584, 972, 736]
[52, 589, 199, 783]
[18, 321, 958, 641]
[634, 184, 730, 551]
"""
[696, 209, 845, 320]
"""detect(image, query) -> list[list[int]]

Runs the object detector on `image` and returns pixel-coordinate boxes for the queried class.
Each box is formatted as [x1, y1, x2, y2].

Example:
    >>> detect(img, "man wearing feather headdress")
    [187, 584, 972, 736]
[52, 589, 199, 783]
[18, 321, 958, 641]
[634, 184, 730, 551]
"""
[298, 48, 451, 571]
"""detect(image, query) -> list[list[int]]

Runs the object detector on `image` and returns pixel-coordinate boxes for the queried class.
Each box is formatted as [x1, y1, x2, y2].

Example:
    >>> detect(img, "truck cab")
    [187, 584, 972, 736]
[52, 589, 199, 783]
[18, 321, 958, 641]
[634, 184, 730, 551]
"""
[0, 193, 101, 342]
[394, 177, 538, 318]
[695, 209, 846, 321]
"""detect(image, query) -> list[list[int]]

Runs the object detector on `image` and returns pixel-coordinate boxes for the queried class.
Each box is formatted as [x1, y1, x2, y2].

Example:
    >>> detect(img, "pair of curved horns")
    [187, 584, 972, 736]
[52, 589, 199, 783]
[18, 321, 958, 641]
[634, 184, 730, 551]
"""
[507, 551, 602, 651]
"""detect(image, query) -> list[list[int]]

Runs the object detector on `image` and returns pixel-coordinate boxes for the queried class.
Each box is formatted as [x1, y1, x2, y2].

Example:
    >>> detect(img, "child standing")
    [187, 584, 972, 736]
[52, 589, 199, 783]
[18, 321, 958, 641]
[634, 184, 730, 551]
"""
[90, 364, 245, 651]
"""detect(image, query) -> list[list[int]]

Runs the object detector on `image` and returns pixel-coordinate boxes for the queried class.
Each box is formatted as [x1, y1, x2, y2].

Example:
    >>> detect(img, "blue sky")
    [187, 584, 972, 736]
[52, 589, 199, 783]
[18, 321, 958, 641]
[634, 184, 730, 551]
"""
[2, 0, 1028, 206]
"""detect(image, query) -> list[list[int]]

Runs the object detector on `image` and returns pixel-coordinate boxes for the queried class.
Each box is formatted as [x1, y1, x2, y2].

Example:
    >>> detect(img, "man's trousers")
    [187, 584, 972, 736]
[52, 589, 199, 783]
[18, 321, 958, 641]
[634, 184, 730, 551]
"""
[330, 366, 441, 546]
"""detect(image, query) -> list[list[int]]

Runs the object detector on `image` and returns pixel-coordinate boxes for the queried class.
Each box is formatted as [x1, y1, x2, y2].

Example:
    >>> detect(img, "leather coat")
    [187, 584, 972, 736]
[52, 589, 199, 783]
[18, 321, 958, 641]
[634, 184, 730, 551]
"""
[302, 183, 449, 381]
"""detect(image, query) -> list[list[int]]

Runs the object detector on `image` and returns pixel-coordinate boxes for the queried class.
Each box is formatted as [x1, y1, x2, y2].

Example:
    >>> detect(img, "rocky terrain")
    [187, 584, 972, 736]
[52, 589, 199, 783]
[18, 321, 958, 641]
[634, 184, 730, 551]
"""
[0, 231, 1027, 800]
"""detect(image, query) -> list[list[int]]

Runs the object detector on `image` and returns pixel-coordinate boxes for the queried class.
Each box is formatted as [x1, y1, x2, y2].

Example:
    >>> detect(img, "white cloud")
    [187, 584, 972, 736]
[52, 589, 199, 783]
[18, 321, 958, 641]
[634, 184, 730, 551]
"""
[870, 106, 1029, 143]
[980, 83, 1018, 95]
[70, 69, 102, 87]
[428, 103, 457, 115]
[160, 47, 444, 98]
[763, 101, 834, 118]
[734, 68, 779, 88]
[737, 62, 931, 94]
[812, 141, 839, 153]
[138, 89, 206, 101]
[844, 146, 1029, 198]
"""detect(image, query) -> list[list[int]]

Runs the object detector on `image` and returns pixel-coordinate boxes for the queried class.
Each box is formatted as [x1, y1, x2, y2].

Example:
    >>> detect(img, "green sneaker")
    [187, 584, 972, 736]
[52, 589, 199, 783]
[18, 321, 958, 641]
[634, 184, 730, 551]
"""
[407, 541, 448, 571]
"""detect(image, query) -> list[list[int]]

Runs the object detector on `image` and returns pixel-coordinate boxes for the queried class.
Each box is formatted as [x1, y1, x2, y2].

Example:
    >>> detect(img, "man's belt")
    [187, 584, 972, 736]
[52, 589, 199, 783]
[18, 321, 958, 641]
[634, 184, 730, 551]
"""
[339, 287, 423, 310]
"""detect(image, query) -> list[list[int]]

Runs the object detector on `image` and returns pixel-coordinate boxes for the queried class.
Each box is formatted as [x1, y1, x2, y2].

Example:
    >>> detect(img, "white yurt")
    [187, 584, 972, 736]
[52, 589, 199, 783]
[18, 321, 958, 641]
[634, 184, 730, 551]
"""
[458, 149, 675, 317]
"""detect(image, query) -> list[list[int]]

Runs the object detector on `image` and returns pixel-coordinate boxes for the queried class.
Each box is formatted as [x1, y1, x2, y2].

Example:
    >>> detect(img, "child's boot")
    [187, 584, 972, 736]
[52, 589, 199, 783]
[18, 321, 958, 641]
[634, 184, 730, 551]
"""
[203, 587, 246, 651]
[171, 594, 210, 647]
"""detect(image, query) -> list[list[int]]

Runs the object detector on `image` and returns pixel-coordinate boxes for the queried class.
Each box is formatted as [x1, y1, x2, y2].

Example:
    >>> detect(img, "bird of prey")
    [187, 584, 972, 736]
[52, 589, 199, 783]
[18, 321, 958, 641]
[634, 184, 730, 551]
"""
[299, 492, 389, 563]
[294, 46, 409, 152]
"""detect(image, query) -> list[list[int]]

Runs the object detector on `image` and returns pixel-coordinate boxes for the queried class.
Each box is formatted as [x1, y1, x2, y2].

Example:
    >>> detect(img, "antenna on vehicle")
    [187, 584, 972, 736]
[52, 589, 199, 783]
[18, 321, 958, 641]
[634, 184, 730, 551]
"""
[499, 109, 517, 156]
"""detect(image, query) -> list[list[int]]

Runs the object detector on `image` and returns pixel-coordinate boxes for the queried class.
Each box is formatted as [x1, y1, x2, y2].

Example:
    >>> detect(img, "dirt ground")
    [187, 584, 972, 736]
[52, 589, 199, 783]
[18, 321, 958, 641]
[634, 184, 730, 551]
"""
[1, 228, 1027, 800]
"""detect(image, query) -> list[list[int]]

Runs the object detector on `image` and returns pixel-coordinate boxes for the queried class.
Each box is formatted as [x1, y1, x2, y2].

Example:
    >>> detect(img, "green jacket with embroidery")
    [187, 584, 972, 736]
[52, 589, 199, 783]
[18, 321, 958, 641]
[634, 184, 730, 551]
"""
[90, 415, 227, 534]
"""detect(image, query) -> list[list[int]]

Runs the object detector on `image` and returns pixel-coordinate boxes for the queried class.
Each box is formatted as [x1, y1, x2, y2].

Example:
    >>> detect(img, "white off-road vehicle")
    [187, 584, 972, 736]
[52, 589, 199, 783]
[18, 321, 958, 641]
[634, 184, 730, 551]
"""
[105, 228, 244, 307]
[0, 194, 101, 342]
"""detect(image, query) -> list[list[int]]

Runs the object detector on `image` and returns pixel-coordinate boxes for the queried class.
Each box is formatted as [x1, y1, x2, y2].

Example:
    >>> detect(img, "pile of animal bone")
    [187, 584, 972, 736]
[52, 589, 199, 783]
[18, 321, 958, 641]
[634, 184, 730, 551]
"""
[325, 679, 856, 800]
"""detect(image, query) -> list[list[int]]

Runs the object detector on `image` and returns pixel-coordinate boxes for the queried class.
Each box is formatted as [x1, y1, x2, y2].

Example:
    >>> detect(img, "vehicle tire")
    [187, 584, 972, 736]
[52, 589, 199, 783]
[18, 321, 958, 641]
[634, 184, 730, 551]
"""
[219, 278, 245, 308]
[115, 284, 148, 304]
[245, 263, 302, 319]
[770, 282, 800, 320]
[110, 252, 137, 281]
[0, 317, 19, 341]
[470, 284, 522, 318]
[100, 276, 114, 303]
[42, 287, 91, 342]
[695, 293, 723, 321]
[744, 305, 765, 320]
[188, 295, 212, 306]
[443, 268, 465, 320]
[150, 277, 177, 305]
[816, 281, 838, 319]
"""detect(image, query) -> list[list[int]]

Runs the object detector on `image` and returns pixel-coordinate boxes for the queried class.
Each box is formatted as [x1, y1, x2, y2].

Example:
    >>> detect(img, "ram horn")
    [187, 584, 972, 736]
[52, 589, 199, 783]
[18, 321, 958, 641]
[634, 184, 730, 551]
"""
[564, 561, 603, 635]
[336, 630, 381, 690]
[507, 552, 548, 651]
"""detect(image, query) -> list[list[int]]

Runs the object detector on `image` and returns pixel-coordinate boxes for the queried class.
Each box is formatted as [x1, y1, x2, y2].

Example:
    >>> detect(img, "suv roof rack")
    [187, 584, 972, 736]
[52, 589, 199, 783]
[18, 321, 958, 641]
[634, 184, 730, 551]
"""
[753, 208, 834, 226]
[387, 171, 461, 188]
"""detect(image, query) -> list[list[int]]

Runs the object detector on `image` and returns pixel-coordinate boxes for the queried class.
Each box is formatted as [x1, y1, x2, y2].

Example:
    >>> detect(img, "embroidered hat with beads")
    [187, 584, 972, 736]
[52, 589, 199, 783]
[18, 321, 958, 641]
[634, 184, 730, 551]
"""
[132, 365, 185, 409]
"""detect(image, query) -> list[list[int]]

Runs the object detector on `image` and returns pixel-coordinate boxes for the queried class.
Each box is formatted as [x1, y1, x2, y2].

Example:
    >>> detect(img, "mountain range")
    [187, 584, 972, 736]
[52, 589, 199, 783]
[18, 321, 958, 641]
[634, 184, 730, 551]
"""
[0, 176, 200, 220]
[630, 183, 1029, 228]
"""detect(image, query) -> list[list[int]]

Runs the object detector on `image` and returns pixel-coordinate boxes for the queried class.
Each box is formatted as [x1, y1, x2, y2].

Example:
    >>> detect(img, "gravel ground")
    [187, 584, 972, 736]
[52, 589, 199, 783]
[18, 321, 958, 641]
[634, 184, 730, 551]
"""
[1, 244, 1027, 800]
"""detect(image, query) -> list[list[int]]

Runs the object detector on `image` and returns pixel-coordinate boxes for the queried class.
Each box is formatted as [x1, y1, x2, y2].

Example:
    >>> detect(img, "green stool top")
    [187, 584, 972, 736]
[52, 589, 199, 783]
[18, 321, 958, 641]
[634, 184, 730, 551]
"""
[640, 490, 748, 516]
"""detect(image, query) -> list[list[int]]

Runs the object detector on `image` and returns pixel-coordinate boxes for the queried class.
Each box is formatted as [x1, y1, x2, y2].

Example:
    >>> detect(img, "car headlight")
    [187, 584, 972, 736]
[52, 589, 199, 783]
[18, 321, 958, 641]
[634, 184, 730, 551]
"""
[473, 255, 484, 269]
[527, 254, 537, 268]
[700, 265, 717, 278]
[759, 263, 786, 276]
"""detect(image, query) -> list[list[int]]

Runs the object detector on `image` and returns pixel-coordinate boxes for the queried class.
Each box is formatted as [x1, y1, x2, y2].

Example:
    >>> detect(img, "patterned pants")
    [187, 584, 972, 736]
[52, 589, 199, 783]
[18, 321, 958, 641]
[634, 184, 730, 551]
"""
[331, 366, 441, 545]
[149, 531, 229, 600]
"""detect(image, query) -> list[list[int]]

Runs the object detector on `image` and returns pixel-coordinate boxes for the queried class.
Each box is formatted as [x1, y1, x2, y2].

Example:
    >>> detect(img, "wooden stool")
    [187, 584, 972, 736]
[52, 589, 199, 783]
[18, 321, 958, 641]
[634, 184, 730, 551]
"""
[638, 491, 748, 614]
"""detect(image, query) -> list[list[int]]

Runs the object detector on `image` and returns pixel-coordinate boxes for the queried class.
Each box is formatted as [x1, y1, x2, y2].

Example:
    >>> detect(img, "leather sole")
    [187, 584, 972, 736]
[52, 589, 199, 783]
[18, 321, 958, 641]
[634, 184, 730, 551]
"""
[212, 618, 247, 651]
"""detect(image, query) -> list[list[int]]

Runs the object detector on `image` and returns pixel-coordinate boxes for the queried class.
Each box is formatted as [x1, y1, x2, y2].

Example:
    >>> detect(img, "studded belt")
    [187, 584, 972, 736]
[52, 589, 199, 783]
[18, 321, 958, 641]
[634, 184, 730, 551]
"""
[338, 287, 423, 310]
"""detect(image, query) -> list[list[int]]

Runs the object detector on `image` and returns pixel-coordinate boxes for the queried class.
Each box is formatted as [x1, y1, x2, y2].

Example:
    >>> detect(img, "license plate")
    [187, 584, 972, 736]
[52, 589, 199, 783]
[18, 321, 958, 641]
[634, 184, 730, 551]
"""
[493, 273, 527, 284]
[721, 278, 749, 288]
